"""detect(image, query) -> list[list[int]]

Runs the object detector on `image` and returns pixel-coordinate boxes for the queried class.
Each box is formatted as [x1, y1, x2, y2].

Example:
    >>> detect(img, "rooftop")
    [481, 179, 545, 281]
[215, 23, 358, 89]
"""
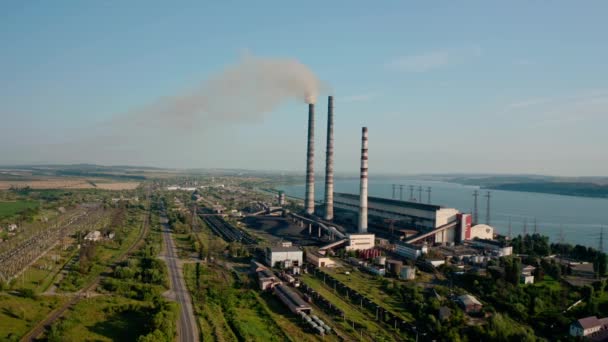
[458, 294, 482, 306]
[576, 316, 602, 329]
[335, 192, 442, 211]
[269, 246, 302, 253]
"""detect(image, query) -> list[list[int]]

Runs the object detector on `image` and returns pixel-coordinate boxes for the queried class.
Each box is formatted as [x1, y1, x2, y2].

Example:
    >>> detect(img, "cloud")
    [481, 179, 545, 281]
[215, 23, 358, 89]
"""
[342, 92, 377, 103]
[386, 46, 482, 72]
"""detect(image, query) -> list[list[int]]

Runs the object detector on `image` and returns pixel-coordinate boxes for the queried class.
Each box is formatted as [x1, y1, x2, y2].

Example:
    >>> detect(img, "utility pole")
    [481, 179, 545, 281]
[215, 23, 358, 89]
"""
[484, 191, 491, 225]
[418, 186, 423, 203]
[426, 187, 431, 204]
[392, 184, 396, 199]
[472, 190, 479, 225]
[399, 185, 404, 201]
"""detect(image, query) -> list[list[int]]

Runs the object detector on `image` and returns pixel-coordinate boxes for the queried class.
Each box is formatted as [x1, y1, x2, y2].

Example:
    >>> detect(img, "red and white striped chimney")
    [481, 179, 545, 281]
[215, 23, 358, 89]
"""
[304, 103, 315, 215]
[358, 127, 368, 233]
[324, 96, 334, 220]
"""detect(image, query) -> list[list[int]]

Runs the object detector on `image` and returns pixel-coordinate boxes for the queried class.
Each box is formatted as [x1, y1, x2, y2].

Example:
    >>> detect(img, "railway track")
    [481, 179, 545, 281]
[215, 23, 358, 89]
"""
[20, 195, 152, 342]
[201, 215, 256, 244]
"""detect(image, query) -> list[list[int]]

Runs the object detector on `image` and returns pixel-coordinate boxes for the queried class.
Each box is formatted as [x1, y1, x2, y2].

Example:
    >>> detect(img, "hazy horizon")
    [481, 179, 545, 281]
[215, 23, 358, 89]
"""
[2, 2, 608, 176]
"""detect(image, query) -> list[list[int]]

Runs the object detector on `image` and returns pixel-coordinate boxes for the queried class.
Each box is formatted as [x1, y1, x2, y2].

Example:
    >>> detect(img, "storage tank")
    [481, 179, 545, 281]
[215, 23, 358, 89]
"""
[400, 265, 416, 280]
[386, 259, 403, 276]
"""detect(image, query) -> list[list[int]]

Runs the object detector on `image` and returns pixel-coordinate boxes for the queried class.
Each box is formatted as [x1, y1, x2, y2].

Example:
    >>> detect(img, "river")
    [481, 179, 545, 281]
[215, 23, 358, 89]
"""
[278, 178, 608, 249]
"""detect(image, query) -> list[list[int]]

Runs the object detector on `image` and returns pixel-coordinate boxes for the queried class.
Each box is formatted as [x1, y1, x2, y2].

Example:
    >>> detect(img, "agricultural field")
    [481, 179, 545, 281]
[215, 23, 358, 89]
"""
[0, 179, 140, 190]
[0, 200, 39, 219]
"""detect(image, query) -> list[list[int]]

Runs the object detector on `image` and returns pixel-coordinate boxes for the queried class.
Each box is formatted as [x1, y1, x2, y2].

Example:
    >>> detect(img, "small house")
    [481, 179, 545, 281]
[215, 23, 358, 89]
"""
[458, 294, 482, 314]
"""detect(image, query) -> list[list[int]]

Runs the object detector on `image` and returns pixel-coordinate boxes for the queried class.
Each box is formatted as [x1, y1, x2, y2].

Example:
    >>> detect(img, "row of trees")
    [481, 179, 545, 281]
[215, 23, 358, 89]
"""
[510, 233, 608, 277]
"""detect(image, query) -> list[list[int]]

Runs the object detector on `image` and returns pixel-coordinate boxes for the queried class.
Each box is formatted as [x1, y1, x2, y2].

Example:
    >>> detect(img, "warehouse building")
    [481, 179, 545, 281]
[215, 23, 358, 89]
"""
[333, 193, 461, 243]
[266, 243, 303, 268]
[306, 250, 336, 268]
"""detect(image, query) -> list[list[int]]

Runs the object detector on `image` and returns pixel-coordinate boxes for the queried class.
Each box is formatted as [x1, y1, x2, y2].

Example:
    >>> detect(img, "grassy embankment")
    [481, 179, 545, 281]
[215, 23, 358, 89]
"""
[0, 292, 67, 342]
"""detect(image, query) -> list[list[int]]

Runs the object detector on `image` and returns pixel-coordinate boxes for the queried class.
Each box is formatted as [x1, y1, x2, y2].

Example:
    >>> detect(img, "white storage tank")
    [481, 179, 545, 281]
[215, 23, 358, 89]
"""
[399, 265, 416, 280]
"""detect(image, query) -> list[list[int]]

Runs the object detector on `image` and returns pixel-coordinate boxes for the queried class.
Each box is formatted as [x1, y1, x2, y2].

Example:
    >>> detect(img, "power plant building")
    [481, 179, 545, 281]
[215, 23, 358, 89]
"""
[266, 245, 304, 268]
[333, 193, 461, 243]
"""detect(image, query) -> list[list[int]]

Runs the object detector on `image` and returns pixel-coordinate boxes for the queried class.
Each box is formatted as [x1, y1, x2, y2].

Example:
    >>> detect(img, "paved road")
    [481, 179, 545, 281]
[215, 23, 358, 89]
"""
[160, 215, 199, 342]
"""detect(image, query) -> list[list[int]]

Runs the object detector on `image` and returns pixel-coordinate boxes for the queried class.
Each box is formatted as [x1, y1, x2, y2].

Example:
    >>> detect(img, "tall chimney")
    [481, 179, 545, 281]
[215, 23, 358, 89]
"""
[304, 103, 315, 215]
[358, 127, 369, 233]
[324, 96, 334, 221]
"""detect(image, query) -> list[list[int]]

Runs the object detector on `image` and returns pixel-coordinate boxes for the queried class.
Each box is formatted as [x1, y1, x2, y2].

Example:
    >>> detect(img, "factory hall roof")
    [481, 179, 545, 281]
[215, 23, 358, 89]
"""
[334, 193, 442, 211]
[268, 246, 302, 253]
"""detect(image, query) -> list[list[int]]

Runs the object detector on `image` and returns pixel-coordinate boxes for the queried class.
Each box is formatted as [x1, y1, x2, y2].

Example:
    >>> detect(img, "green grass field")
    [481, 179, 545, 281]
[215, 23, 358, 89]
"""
[48, 296, 149, 341]
[0, 200, 38, 219]
[0, 293, 67, 342]
[324, 267, 415, 322]
[533, 275, 562, 291]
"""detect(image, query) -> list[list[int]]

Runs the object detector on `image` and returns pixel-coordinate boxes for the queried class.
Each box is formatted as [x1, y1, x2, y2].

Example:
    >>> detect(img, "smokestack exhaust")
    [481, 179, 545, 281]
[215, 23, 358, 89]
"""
[359, 127, 368, 233]
[304, 103, 315, 215]
[324, 96, 334, 220]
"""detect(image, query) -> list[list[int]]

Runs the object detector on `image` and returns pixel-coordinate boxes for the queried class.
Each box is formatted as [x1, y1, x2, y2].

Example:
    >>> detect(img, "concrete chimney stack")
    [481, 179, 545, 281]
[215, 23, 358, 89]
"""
[304, 103, 315, 215]
[358, 127, 369, 233]
[324, 96, 335, 220]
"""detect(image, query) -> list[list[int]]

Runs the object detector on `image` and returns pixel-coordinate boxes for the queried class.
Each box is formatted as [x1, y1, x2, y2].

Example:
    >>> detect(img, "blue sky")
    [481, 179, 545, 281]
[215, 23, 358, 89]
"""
[1, 1, 607, 176]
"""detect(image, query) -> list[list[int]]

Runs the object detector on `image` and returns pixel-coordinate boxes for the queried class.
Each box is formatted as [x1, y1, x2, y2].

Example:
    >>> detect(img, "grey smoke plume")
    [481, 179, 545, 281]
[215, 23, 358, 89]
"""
[22, 54, 327, 165]
[137, 54, 327, 129]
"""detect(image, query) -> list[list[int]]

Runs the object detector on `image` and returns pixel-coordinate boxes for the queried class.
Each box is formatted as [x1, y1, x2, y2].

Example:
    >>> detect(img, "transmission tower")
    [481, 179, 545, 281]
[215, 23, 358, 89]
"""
[533, 218, 538, 234]
[472, 190, 479, 225]
[409, 185, 415, 201]
[399, 185, 404, 201]
[484, 191, 491, 225]
[600, 226, 604, 253]
[523, 218, 528, 236]
[508, 217, 512, 239]
[426, 187, 431, 204]
[392, 184, 396, 199]
[559, 226, 565, 244]
[418, 186, 423, 203]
